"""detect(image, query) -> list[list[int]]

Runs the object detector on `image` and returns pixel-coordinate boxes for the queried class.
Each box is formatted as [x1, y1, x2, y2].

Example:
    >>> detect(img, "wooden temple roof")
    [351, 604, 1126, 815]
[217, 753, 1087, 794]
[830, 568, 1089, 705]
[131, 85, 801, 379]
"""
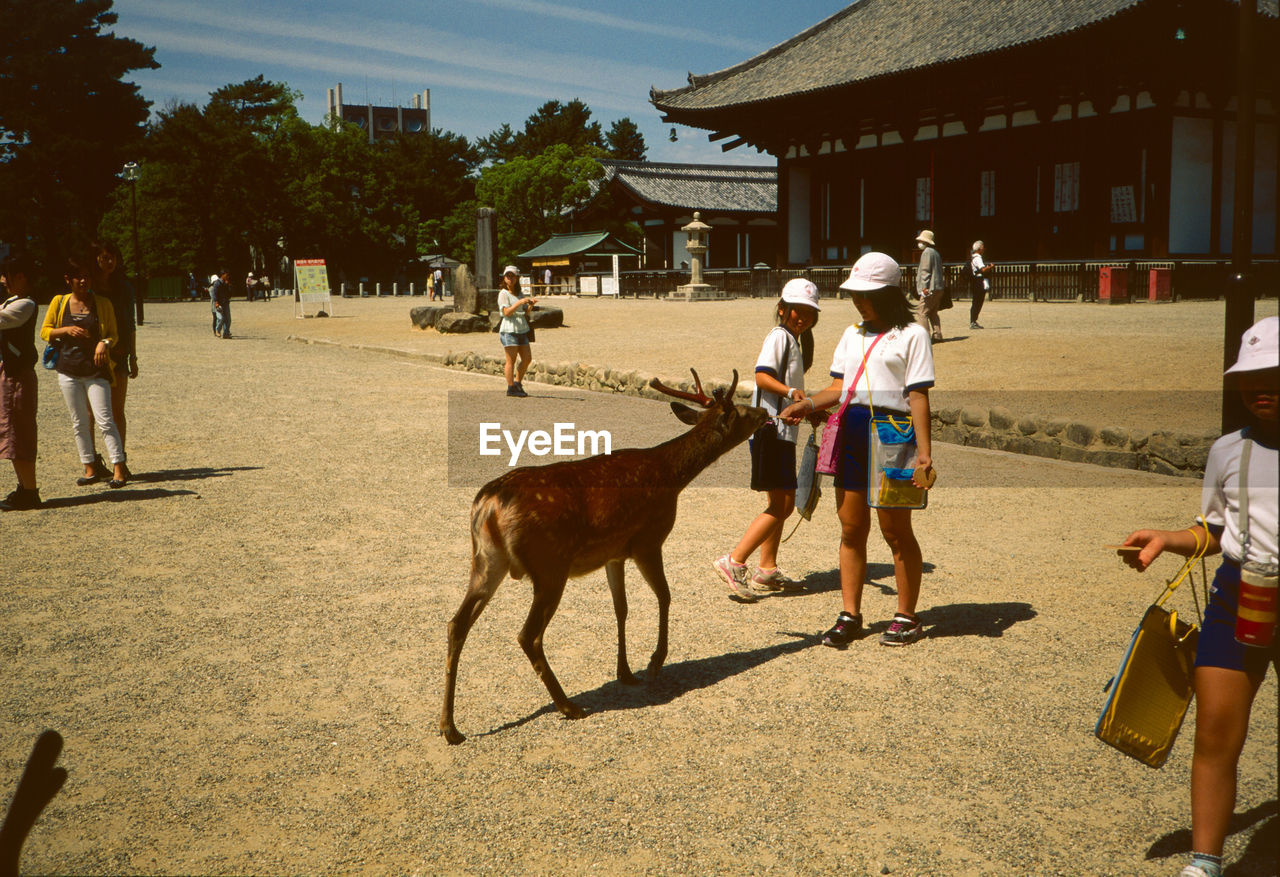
[597, 160, 777, 214]
[651, 0, 1278, 119]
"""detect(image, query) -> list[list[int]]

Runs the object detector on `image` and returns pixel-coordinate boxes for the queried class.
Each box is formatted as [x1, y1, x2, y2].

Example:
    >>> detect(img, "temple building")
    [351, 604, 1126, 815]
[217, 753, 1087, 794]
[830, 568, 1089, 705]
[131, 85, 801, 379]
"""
[326, 83, 431, 143]
[595, 160, 779, 269]
[651, 0, 1279, 266]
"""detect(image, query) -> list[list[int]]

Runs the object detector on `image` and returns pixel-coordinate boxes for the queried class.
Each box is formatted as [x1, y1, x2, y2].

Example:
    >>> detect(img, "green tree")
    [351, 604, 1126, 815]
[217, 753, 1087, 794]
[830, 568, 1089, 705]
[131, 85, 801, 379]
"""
[604, 118, 647, 161]
[475, 143, 603, 264]
[0, 0, 157, 283]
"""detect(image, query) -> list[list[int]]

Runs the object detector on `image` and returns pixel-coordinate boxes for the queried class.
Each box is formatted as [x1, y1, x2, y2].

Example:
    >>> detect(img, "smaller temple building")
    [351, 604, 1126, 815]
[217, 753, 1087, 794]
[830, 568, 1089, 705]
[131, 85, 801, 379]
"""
[517, 231, 642, 286]
[596, 160, 779, 269]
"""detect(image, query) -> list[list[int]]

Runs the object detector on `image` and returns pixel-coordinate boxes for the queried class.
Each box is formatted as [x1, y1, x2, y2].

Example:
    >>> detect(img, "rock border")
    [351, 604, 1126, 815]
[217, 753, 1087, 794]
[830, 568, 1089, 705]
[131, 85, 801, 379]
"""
[287, 336, 1213, 477]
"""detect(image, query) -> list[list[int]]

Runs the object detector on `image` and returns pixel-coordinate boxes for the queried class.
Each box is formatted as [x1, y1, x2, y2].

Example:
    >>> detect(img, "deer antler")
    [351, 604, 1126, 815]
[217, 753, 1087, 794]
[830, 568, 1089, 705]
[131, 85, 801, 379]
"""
[649, 368, 714, 407]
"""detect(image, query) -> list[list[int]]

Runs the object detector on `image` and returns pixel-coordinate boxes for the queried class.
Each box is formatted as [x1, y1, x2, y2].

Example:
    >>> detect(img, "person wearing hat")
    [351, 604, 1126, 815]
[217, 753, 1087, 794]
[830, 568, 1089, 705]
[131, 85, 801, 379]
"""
[915, 229, 944, 342]
[779, 252, 936, 646]
[713, 278, 821, 600]
[1120, 316, 1278, 877]
[210, 269, 231, 338]
[497, 265, 537, 397]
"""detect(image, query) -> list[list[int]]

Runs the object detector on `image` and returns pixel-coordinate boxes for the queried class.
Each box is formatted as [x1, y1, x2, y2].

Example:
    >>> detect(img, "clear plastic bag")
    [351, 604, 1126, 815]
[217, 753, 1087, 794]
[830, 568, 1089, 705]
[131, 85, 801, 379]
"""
[867, 415, 926, 509]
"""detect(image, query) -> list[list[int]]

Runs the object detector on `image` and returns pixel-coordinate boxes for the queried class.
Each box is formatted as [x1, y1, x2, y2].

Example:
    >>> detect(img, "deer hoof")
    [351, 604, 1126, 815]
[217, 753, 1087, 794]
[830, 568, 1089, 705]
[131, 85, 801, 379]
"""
[441, 725, 466, 745]
[646, 661, 665, 679]
[560, 702, 588, 720]
[618, 669, 641, 686]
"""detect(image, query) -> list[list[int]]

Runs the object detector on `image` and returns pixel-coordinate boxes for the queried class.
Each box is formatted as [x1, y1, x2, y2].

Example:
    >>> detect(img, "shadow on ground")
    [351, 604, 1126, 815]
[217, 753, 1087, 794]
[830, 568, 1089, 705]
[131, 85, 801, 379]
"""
[1145, 800, 1278, 876]
[38, 487, 199, 509]
[129, 465, 263, 484]
[479, 631, 822, 739]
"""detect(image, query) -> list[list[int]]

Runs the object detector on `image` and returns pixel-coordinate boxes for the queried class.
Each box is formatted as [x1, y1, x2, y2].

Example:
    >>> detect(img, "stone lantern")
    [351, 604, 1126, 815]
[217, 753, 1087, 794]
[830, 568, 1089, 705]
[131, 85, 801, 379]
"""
[670, 211, 724, 301]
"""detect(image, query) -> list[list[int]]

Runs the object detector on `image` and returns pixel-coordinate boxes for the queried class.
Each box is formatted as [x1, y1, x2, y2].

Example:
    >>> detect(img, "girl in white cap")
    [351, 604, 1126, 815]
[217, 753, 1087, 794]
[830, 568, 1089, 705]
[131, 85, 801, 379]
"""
[713, 278, 820, 600]
[780, 252, 935, 646]
[1120, 316, 1278, 877]
[497, 265, 537, 397]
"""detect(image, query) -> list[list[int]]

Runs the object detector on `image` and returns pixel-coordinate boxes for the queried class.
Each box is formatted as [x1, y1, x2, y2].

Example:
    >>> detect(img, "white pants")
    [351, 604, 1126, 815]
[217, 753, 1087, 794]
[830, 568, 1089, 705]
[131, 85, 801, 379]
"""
[57, 373, 125, 465]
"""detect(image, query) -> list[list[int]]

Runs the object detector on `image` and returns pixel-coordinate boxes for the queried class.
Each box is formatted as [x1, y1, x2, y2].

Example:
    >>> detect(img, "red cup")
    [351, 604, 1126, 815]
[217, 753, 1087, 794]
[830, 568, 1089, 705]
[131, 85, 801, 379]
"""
[1236, 563, 1278, 648]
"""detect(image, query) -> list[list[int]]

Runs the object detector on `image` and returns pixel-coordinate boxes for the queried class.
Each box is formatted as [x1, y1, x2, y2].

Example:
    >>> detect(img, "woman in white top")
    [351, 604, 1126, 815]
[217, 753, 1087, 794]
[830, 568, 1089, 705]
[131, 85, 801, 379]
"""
[781, 252, 935, 647]
[496, 265, 537, 397]
[969, 240, 992, 330]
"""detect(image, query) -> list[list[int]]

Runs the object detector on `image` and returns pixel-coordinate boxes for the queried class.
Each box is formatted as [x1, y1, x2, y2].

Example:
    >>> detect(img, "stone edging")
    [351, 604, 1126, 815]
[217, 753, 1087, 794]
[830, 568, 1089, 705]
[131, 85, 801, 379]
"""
[287, 336, 1213, 477]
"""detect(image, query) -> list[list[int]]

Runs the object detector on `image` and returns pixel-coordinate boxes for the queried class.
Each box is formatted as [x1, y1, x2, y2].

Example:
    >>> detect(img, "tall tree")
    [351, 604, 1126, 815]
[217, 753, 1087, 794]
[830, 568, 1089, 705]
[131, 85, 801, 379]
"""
[0, 0, 157, 282]
[605, 118, 647, 161]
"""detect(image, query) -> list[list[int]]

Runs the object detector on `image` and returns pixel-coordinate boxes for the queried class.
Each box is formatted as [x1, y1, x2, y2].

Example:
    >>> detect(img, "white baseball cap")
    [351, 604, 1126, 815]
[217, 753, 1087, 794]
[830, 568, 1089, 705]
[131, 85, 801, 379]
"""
[780, 277, 821, 311]
[839, 252, 900, 292]
[502, 265, 520, 277]
[1225, 315, 1279, 376]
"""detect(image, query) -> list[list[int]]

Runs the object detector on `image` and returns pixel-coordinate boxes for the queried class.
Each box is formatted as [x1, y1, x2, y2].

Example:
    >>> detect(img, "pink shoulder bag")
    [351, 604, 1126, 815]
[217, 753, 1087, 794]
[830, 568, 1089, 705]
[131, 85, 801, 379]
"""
[815, 331, 884, 475]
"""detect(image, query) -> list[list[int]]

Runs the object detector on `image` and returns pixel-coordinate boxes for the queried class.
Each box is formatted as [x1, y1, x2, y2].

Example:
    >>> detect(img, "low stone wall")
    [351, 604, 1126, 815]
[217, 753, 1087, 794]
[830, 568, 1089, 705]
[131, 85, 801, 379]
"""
[287, 336, 1215, 477]
[932, 406, 1215, 477]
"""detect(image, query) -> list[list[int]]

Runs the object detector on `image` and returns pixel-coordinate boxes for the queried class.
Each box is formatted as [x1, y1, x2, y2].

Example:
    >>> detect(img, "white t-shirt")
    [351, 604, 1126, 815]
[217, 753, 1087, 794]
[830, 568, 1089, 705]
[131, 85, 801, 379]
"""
[497, 289, 529, 334]
[1202, 429, 1279, 565]
[971, 253, 990, 290]
[753, 325, 804, 442]
[829, 322, 935, 414]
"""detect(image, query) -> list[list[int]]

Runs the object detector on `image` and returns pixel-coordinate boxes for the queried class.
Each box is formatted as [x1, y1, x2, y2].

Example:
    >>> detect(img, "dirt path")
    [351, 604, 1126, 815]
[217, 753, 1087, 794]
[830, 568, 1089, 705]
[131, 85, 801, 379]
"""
[1, 296, 1275, 875]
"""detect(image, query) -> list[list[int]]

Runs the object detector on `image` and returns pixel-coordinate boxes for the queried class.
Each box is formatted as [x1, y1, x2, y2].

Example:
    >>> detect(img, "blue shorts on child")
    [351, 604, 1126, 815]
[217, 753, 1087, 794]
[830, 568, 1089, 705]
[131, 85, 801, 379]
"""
[1196, 559, 1279, 676]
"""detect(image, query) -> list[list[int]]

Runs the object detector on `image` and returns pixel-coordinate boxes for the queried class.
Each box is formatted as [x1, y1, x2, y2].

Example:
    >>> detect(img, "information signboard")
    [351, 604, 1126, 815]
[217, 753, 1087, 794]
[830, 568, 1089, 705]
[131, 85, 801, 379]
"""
[294, 258, 333, 318]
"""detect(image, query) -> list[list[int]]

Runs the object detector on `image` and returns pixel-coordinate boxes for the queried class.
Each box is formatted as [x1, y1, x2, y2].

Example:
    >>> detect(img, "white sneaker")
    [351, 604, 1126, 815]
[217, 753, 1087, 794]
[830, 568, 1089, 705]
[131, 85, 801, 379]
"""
[1179, 866, 1213, 877]
[751, 567, 805, 593]
[713, 555, 757, 602]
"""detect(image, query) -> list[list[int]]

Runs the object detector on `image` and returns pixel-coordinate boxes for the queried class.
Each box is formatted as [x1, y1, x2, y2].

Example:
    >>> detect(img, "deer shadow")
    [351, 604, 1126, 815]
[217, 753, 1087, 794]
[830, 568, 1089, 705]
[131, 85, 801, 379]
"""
[479, 631, 823, 739]
[0, 730, 66, 877]
[1144, 800, 1277, 875]
[36, 487, 198, 509]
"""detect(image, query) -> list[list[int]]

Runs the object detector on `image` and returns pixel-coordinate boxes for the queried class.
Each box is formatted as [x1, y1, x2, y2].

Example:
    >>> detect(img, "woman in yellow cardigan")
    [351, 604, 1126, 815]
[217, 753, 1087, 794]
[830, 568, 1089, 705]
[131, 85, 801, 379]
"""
[41, 253, 129, 488]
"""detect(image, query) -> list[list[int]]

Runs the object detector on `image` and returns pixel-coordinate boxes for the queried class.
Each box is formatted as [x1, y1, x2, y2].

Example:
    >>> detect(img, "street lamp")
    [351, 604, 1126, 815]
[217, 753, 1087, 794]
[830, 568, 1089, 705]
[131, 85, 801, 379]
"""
[122, 161, 144, 325]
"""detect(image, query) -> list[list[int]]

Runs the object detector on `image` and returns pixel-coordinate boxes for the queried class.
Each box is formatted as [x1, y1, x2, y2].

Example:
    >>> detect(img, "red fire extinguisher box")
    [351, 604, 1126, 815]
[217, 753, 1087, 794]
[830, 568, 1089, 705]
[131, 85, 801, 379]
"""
[1098, 266, 1129, 304]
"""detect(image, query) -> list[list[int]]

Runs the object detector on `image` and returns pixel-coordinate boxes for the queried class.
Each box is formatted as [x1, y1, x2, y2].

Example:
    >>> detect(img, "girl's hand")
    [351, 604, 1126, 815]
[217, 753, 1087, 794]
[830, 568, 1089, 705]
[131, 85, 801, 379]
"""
[911, 452, 933, 486]
[61, 325, 89, 340]
[779, 398, 812, 424]
[93, 341, 109, 367]
[1120, 530, 1167, 572]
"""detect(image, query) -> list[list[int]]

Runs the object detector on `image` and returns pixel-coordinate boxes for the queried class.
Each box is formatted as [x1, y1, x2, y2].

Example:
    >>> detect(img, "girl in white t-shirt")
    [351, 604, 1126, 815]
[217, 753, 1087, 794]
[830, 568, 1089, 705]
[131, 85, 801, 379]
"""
[713, 279, 820, 601]
[1120, 316, 1278, 877]
[497, 265, 537, 397]
[781, 252, 935, 648]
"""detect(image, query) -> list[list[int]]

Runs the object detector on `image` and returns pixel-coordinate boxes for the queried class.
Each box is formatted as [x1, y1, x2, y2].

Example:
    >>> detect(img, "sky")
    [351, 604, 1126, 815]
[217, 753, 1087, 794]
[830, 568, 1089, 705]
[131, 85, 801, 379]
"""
[107, 0, 851, 167]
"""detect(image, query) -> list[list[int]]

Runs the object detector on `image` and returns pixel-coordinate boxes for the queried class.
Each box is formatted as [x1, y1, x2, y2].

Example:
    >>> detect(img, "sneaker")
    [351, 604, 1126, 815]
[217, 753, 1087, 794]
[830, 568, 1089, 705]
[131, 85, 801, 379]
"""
[752, 567, 805, 593]
[713, 555, 757, 602]
[0, 487, 42, 510]
[879, 613, 923, 646]
[507, 383, 527, 397]
[970, 321, 984, 330]
[821, 612, 863, 648]
[1179, 868, 1210, 877]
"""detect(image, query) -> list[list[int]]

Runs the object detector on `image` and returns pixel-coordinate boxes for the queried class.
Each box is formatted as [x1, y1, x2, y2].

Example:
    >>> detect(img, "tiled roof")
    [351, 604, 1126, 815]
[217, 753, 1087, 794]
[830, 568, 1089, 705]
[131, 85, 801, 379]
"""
[517, 231, 641, 260]
[599, 160, 777, 213]
[652, 0, 1279, 113]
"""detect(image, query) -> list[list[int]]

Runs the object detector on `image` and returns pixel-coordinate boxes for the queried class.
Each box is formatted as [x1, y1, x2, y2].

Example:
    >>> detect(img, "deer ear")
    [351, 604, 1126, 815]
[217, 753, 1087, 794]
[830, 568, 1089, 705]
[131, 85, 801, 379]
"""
[670, 401, 702, 425]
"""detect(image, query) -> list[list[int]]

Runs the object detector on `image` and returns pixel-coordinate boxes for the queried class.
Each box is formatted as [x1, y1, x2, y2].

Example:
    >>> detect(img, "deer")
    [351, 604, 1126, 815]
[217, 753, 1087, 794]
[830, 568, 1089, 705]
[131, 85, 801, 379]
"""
[440, 369, 769, 744]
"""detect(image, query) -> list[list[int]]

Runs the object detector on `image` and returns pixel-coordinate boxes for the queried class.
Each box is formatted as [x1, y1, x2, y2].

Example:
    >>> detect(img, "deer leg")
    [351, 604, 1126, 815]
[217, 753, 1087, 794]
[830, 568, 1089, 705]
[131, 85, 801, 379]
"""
[518, 572, 585, 719]
[632, 548, 671, 679]
[605, 559, 640, 685]
[439, 549, 509, 745]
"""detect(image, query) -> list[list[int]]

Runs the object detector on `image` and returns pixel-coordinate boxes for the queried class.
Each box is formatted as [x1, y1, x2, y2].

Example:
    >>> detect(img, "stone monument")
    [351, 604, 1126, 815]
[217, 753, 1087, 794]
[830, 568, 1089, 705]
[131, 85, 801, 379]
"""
[475, 207, 496, 295]
[668, 212, 728, 301]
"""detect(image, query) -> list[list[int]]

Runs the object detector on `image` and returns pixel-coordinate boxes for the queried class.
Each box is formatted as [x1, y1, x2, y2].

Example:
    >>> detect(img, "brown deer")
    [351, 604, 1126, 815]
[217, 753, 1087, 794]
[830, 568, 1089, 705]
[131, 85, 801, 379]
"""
[440, 369, 768, 744]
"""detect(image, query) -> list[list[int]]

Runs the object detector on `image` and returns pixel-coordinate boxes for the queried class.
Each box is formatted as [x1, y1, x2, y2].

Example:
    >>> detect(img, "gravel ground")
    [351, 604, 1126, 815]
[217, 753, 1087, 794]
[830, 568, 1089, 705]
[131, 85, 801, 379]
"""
[2, 295, 1276, 876]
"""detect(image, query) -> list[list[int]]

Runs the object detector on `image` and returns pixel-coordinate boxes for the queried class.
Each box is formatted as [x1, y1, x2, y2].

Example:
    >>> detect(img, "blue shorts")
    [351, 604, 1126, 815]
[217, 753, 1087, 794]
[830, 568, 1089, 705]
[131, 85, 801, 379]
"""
[749, 429, 797, 492]
[1195, 560, 1279, 676]
[834, 404, 871, 492]
[499, 332, 529, 348]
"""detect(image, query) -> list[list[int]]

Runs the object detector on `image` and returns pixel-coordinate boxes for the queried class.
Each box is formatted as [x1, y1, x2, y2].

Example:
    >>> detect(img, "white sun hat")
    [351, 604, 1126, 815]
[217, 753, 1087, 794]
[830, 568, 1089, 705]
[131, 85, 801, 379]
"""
[780, 277, 820, 310]
[839, 252, 900, 292]
[1224, 315, 1279, 376]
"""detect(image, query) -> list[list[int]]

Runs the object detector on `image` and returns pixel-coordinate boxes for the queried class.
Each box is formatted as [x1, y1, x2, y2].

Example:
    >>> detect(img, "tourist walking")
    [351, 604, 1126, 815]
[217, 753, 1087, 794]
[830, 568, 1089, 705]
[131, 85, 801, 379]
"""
[915, 229, 945, 342]
[781, 252, 935, 646]
[969, 240, 993, 329]
[210, 269, 231, 338]
[41, 253, 129, 488]
[91, 239, 137, 463]
[497, 265, 537, 397]
[712, 278, 820, 601]
[1119, 316, 1278, 877]
[0, 253, 42, 510]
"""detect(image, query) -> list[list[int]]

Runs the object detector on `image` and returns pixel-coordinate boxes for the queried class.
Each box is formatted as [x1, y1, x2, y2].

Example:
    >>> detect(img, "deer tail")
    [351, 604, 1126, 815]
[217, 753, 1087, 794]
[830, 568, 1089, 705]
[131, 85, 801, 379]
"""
[471, 489, 525, 580]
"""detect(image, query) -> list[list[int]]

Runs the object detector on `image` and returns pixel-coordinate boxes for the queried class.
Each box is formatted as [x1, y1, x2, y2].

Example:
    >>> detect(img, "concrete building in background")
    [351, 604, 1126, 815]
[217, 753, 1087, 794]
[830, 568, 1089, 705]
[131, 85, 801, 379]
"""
[326, 83, 431, 143]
